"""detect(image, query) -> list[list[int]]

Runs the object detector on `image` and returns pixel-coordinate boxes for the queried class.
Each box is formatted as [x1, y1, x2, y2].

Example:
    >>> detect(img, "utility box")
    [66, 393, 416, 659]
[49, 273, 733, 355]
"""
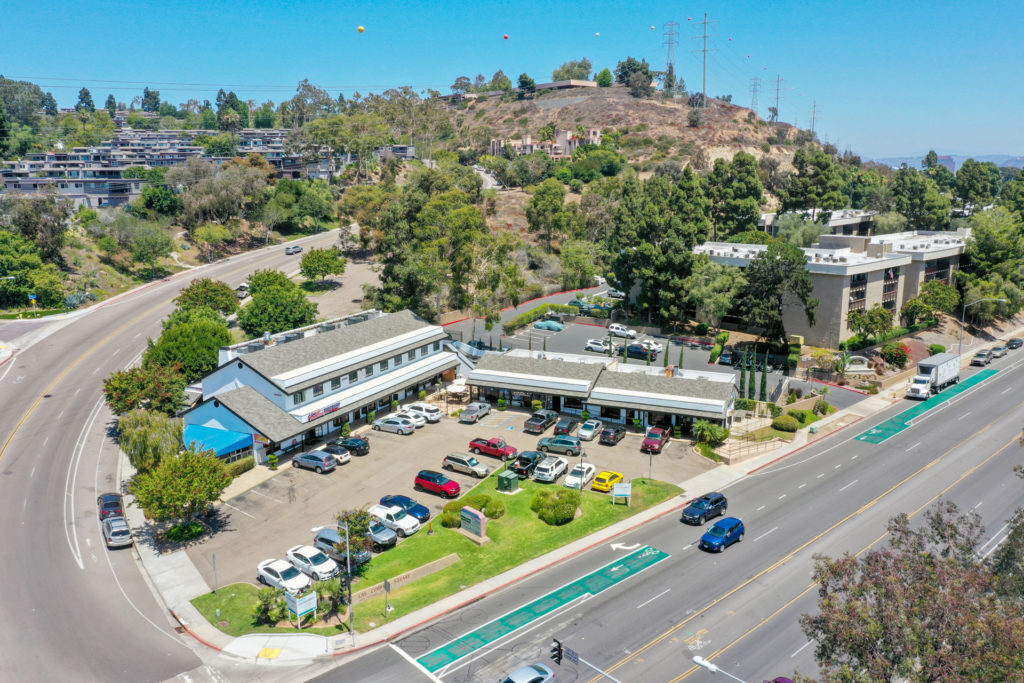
[789, 334, 804, 346]
[497, 470, 519, 493]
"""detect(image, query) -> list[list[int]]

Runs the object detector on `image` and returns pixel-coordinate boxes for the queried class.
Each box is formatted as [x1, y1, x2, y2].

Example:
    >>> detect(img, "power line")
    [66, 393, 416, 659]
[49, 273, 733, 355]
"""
[662, 21, 680, 94]
[693, 13, 716, 108]
[773, 75, 784, 122]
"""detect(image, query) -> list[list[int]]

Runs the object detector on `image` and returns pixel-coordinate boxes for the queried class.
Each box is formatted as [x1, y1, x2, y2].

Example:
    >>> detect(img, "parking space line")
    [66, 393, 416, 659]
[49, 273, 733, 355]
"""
[248, 489, 284, 504]
[221, 501, 256, 519]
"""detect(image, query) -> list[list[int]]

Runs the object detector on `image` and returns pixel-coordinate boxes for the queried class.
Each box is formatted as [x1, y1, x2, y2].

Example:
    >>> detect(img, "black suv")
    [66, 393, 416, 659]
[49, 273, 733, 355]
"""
[326, 436, 369, 456]
[509, 451, 546, 478]
[620, 344, 657, 361]
[681, 492, 728, 525]
[554, 417, 579, 436]
[598, 424, 627, 445]
[523, 409, 559, 434]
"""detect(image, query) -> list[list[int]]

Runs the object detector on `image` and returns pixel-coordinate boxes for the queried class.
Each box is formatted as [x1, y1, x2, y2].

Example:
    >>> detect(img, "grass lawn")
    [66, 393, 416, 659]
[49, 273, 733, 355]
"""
[191, 582, 350, 637]
[735, 425, 797, 442]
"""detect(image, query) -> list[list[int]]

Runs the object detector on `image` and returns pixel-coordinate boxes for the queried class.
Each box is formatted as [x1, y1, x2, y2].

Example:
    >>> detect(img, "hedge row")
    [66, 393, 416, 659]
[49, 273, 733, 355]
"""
[502, 303, 577, 335]
[709, 344, 723, 363]
[772, 415, 800, 432]
[443, 494, 507, 521]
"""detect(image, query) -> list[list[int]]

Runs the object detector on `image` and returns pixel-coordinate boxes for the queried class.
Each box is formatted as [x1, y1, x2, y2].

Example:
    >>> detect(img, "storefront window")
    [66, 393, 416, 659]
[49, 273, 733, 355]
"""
[331, 377, 341, 390]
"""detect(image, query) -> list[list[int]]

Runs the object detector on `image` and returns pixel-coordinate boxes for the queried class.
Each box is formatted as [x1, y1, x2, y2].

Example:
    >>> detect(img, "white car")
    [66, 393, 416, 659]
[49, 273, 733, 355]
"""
[459, 402, 491, 423]
[564, 462, 596, 489]
[585, 338, 612, 353]
[286, 544, 339, 580]
[257, 558, 312, 595]
[368, 503, 421, 537]
[606, 288, 625, 299]
[405, 402, 442, 423]
[533, 456, 568, 483]
[577, 419, 604, 441]
[608, 323, 637, 339]
[373, 416, 416, 435]
[395, 411, 426, 428]
[638, 339, 664, 353]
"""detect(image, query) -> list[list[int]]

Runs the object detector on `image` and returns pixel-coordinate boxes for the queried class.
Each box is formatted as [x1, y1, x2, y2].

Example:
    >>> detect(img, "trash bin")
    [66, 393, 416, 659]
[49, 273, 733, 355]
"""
[497, 470, 519, 492]
[809, 425, 819, 434]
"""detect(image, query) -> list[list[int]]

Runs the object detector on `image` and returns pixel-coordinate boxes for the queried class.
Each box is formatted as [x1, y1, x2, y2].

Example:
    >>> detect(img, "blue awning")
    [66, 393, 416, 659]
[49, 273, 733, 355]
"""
[184, 424, 253, 457]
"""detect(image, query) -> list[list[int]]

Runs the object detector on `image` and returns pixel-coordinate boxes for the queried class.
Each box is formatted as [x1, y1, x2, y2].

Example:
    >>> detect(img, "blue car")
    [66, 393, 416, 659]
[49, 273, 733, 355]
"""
[534, 319, 564, 331]
[699, 517, 745, 552]
[379, 494, 431, 524]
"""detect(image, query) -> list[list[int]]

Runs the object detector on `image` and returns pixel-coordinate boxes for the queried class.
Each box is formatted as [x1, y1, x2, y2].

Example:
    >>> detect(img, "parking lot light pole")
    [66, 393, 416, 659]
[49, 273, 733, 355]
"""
[692, 655, 746, 682]
[958, 297, 1007, 354]
[340, 522, 354, 645]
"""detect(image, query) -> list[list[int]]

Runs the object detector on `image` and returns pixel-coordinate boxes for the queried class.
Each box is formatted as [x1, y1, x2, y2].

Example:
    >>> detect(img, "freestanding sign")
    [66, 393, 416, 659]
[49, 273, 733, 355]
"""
[285, 591, 318, 629]
[461, 506, 487, 537]
[612, 482, 632, 507]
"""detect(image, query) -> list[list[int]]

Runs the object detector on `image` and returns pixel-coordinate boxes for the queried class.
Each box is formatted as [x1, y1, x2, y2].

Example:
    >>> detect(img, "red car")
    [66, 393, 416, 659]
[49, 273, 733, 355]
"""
[414, 470, 461, 498]
[641, 427, 670, 453]
[469, 437, 518, 461]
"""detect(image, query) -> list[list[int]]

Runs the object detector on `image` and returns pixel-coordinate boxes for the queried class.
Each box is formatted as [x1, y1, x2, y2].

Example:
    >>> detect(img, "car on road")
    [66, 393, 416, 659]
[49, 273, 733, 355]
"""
[577, 419, 603, 441]
[641, 427, 670, 454]
[286, 544, 340, 580]
[414, 470, 461, 499]
[533, 456, 568, 483]
[285, 244, 303, 255]
[373, 416, 416, 434]
[700, 517, 745, 552]
[585, 338, 614, 354]
[681, 492, 728, 525]
[379, 494, 432, 524]
[292, 451, 341, 472]
[1008, 338, 1023, 350]
[620, 343, 657, 361]
[509, 451, 546, 478]
[97, 492, 124, 520]
[608, 322, 636, 338]
[592, 470, 624, 493]
[554, 416, 579, 436]
[257, 558, 311, 595]
[606, 288, 625, 299]
[537, 435, 582, 456]
[502, 662, 555, 683]
[991, 345, 1008, 358]
[638, 339, 664, 353]
[368, 503, 422, 536]
[325, 436, 369, 456]
[459, 402, 491, 424]
[469, 437, 518, 460]
[443, 452, 491, 478]
[405, 402, 442, 423]
[102, 517, 133, 548]
[394, 410, 426, 428]
[971, 350, 992, 366]
[523, 409, 559, 434]
[534, 319, 564, 332]
[313, 527, 373, 566]
[564, 462, 596, 489]
[599, 424, 627, 445]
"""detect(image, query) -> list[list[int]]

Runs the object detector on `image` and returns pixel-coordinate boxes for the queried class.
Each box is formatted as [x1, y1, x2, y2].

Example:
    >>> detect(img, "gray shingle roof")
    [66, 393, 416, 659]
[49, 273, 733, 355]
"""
[473, 353, 606, 383]
[593, 370, 736, 402]
[212, 386, 304, 443]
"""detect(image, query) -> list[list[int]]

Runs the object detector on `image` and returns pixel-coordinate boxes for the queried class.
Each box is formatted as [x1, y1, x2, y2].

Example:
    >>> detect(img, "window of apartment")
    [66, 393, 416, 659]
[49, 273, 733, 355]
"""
[394, 354, 403, 367]
[850, 273, 867, 286]
[420, 345, 428, 357]
[433, 341, 441, 352]
[348, 371, 358, 384]
[331, 377, 341, 390]
[380, 358, 389, 372]
[407, 350, 416, 362]
[313, 384, 324, 397]
[293, 390, 305, 405]
[364, 365, 374, 378]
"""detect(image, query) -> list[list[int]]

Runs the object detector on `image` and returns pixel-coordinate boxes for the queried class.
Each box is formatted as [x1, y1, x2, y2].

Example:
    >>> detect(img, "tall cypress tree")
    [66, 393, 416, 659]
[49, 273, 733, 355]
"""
[738, 351, 747, 398]
[759, 354, 769, 402]
[747, 346, 757, 400]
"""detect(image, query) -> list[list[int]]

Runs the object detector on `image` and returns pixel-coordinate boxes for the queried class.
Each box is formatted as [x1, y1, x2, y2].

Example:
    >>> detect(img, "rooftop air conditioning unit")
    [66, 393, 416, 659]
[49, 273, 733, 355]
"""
[319, 323, 336, 332]
[246, 344, 263, 353]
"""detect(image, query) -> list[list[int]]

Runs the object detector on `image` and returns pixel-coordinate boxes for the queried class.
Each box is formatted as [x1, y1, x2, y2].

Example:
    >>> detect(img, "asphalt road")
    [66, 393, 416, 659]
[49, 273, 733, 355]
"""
[314, 350, 1024, 682]
[0, 230, 345, 682]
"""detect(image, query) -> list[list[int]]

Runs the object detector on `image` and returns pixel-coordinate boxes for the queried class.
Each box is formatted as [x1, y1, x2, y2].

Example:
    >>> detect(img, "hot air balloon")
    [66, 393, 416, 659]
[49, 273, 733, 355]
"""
[357, 25, 365, 33]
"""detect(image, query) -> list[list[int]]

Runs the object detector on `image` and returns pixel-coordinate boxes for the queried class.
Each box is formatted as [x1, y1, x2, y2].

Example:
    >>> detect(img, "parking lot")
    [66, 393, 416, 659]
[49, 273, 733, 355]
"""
[186, 405, 717, 590]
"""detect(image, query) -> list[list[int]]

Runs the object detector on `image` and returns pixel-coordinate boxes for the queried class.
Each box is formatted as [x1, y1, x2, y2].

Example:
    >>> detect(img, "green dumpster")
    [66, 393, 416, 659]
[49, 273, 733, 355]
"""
[497, 470, 519, 492]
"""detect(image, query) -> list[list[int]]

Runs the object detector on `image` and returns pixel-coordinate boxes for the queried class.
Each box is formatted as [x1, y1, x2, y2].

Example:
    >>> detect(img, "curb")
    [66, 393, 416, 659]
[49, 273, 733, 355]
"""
[0, 349, 14, 368]
[745, 414, 865, 475]
[170, 609, 224, 652]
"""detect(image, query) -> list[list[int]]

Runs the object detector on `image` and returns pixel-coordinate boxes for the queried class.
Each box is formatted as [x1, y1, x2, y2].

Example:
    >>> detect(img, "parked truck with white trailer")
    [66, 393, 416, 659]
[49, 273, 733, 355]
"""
[906, 352, 960, 399]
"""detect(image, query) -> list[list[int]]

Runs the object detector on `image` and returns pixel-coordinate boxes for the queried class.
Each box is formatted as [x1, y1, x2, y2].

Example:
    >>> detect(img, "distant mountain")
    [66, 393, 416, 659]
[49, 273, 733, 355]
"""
[867, 154, 1024, 171]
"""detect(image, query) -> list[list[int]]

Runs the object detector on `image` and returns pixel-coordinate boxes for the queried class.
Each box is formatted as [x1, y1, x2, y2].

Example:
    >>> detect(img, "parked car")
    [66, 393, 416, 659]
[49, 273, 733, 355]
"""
[564, 462, 596, 489]
[379, 494, 431, 524]
[681, 492, 728, 525]
[286, 544, 340, 580]
[257, 558, 311, 595]
[313, 527, 373, 566]
[537, 435, 582, 456]
[373, 416, 416, 434]
[554, 416, 579, 436]
[592, 470, 624, 493]
[700, 517, 745, 552]
[502, 663, 555, 683]
[97, 492, 124, 520]
[585, 338, 613, 353]
[607, 323, 636, 338]
[366, 519, 398, 551]
[325, 436, 367, 457]
[101, 517, 133, 548]
[606, 288, 625, 299]
[638, 339, 664, 353]
[534, 319, 564, 332]
[459, 402, 491, 424]
[578, 419, 604, 441]
[719, 349, 733, 365]
[414, 470, 461, 499]
[620, 343, 657, 361]
[443, 452, 491, 478]
[394, 410, 426, 428]
[292, 451, 340, 472]
[599, 424, 627, 445]
[523, 409, 559, 434]
[567, 299, 592, 314]
[469, 437, 518, 460]
[991, 345, 1008, 358]
[368, 503, 422, 537]
[971, 350, 992, 366]
[285, 244, 303, 255]
[405, 402, 442, 423]
[509, 451, 546, 478]
[1007, 338, 1023, 350]
[641, 427, 670, 454]
[533, 456, 569, 483]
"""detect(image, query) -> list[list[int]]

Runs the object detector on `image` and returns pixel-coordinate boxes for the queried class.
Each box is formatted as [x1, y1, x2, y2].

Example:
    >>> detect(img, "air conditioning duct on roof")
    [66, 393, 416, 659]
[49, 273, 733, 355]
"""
[247, 344, 263, 353]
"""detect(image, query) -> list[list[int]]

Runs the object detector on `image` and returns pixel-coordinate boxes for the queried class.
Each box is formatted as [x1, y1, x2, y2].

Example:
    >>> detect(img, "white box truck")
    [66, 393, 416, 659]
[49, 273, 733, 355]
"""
[906, 352, 960, 399]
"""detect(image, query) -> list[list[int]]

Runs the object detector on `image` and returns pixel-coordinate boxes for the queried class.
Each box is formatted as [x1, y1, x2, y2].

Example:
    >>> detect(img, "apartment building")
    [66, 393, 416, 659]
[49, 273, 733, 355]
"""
[488, 128, 602, 160]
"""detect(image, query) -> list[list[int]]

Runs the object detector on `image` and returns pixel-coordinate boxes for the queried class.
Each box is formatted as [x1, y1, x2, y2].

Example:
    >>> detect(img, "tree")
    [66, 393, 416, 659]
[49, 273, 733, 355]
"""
[596, 68, 613, 87]
[517, 73, 536, 97]
[526, 178, 569, 252]
[42, 92, 59, 117]
[488, 69, 513, 92]
[238, 286, 318, 336]
[782, 146, 848, 219]
[336, 509, 375, 554]
[0, 100, 9, 157]
[955, 158, 1001, 213]
[174, 278, 239, 316]
[739, 241, 818, 342]
[891, 165, 951, 230]
[627, 72, 653, 98]
[450, 76, 472, 94]
[130, 224, 174, 278]
[963, 206, 1024, 282]
[118, 410, 183, 473]
[139, 185, 182, 216]
[252, 104, 276, 128]
[919, 279, 960, 317]
[552, 58, 593, 81]
[900, 297, 931, 327]
[687, 109, 702, 128]
[559, 240, 597, 290]
[614, 57, 653, 86]
[683, 256, 746, 333]
[102, 364, 187, 415]
[247, 268, 297, 297]
[75, 87, 95, 112]
[738, 353, 746, 397]
[707, 152, 764, 240]
[759, 355, 768, 401]
[299, 247, 347, 282]
[192, 222, 232, 262]
[130, 443, 232, 524]
[0, 189, 75, 262]
[141, 87, 161, 113]
[142, 317, 232, 382]
[776, 213, 826, 247]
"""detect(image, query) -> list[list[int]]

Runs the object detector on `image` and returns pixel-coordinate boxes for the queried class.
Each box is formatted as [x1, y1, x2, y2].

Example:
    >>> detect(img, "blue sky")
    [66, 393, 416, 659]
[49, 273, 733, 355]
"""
[3, 0, 1022, 158]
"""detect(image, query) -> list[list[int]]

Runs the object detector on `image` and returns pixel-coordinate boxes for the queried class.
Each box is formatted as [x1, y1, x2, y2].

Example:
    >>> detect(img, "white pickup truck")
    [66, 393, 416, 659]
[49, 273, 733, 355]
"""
[906, 352, 960, 399]
[367, 504, 421, 537]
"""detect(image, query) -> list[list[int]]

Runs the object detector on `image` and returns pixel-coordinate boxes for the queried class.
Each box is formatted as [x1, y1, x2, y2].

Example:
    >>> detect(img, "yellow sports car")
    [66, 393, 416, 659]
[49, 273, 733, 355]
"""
[592, 470, 624, 492]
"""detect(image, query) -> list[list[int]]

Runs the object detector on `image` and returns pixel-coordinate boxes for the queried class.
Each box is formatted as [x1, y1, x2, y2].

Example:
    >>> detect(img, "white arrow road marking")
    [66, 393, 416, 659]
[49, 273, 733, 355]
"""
[610, 542, 641, 551]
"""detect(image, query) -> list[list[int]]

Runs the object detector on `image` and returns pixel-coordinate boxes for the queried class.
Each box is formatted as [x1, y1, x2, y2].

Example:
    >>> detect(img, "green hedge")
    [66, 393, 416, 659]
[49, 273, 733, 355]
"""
[928, 344, 946, 355]
[839, 319, 937, 351]
[709, 343, 723, 363]
[735, 398, 756, 411]
[530, 488, 581, 526]
[715, 331, 730, 345]
[787, 409, 812, 425]
[768, 402, 783, 418]
[223, 457, 255, 479]
[502, 303, 577, 334]
[439, 511, 461, 528]
[695, 322, 709, 336]
[772, 415, 800, 432]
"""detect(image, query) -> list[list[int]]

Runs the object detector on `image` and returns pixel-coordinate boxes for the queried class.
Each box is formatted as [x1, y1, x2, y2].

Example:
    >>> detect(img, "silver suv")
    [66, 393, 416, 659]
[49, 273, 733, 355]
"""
[291, 451, 337, 473]
[442, 452, 490, 478]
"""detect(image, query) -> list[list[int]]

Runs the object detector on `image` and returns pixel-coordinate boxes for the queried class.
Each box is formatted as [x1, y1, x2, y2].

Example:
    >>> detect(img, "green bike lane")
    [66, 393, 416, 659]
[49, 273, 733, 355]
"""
[854, 368, 998, 444]
[416, 544, 670, 673]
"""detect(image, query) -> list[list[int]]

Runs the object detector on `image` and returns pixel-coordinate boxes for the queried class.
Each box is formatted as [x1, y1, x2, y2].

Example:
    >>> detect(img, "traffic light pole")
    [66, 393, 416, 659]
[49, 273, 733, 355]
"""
[552, 639, 624, 683]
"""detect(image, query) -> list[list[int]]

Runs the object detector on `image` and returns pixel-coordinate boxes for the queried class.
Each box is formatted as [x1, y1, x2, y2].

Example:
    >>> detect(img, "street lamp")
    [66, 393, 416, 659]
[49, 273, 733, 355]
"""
[338, 522, 354, 645]
[958, 297, 1007, 354]
[692, 655, 747, 683]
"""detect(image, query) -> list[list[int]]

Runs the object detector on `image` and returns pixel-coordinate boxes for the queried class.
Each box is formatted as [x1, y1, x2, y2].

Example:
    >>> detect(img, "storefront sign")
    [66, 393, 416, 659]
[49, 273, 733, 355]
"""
[305, 402, 341, 422]
[253, 433, 269, 445]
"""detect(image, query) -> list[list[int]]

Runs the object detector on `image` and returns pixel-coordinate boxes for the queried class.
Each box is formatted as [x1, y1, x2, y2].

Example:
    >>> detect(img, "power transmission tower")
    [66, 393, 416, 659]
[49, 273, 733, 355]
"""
[809, 100, 819, 133]
[662, 22, 680, 95]
[695, 13, 716, 108]
[749, 77, 761, 114]
[773, 75, 784, 122]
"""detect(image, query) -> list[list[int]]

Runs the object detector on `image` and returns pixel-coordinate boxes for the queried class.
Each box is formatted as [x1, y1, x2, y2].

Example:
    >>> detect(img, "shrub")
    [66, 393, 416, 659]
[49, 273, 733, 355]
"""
[880, 341, 910, 369]
[540, 503, 578, 526]
[768, 403, 783, 418]
[531, 488, 580, 526]
[418, 389, 427, 400]
[590, 308, 609, 319]
[788, 351, 800, 369]
[531, 399, 544, 412]
[368, 410, 376, 422]
[340, 422, 351, 437]
[709, 344, 723, 364]
[223, 457, 255, 479]
[715, 331, 730, 345]
[164, 520, 206, 543]
[268, 453, 279, 470]
[581, 410, 590, 420]
[788, 409, 811, 425]
[786, 392, 798, 405]
[794, 388, 803, 399]
[502, 303, 577, 334]
[813, 399, 830, 415]
[439, 511, 461, 528]
[483, 499, 506, 519]
[252, 588, 284, 625]
[772, 415, 800, 432]
[928, 344, 946, 355]
[695, 322, 709, 336]
[735, 398, 756, 411]
[497, 398, 507, 410]
[463, 494, 492, 511]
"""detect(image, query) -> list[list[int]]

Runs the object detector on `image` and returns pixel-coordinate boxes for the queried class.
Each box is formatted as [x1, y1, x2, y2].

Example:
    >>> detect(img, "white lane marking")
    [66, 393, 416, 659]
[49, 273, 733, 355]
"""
[636, 588, 671, 609]
[979, 522, 1010, 556]
[791, 640, 813, 658]
[246, 488, 284, 504]
[839, 479, 859, 492]
[221, 501, 256, 519]
[85, 537, 92, 548]
[834, 464, 841, 469]
[798, 483, 806, 489]
[682, 543, 692, 551]
[92, 367, 99, 374]
[390, 644, 444, 683]
[817, 473, 825, 478]
[756, 505, 766, 511]
[74, 387, 81, 396]
[1002, 387, 1012, 395]
[851, 454, 858, 460]
[908, 442, 920, 451]
[0, 357, 15, 383]
[133, 333, 141, 339]
[22, 498, 27, 511]
[64, 399, 104, 570]
[753, 527, 778, 542]
[57, 410, 64, 420]
[958, 411, 972, 420]
[30, 467, 36, 478]
[778, 494, 786, 500]
[42, 436, 47, 446]
[112, 347, 120, 355]
[973, 501, 983, 510]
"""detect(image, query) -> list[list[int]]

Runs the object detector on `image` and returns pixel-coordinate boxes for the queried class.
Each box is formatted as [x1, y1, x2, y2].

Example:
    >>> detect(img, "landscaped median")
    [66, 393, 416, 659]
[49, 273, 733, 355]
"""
[190, 473, 681, 637]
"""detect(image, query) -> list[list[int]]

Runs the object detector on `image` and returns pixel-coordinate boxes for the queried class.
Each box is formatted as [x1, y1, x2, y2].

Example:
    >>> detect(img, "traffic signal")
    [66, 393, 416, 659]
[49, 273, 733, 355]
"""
[550, 638, 563, 665]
